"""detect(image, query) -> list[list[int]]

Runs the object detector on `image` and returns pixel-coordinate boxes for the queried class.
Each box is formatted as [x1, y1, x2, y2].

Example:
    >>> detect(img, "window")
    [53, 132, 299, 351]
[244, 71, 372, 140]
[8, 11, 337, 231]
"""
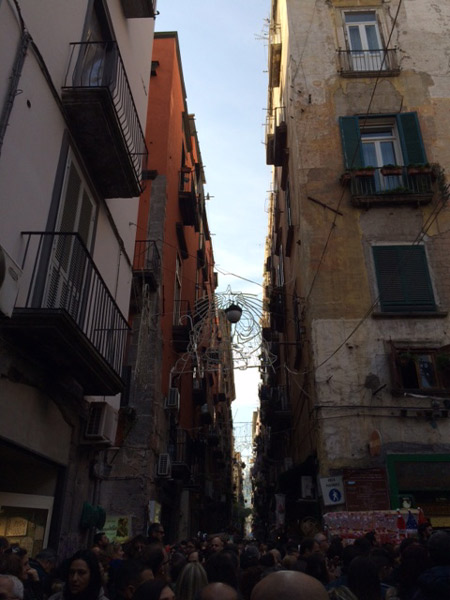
[45, 152, 96, 316]
[390, 345, 450, 392]
[339, 113, 432, 201]
[372, 245, 436, 313]
[340, 113, 427, 170]
[344, 11, 383, 71]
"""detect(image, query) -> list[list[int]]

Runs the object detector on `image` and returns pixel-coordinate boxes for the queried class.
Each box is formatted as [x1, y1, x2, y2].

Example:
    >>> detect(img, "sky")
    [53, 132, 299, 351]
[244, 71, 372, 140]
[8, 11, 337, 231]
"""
[155, 2, 271, 458]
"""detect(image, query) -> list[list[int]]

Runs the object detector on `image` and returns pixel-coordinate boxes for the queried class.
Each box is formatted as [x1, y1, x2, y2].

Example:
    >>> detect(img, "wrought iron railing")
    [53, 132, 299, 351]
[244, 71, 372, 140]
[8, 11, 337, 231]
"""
[133, 240, 161, 278]
[169, 428, 192, 464]
[21, 232, 129, 376]
[63, 41, 147, 187]
[337, 48, 400, 75]
[349, 167, 433, 196]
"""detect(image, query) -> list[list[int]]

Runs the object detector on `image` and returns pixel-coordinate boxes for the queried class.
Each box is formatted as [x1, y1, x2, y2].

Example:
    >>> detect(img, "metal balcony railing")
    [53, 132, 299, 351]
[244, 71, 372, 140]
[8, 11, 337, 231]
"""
[134, 240, 161, 278]
[337, 48, 400, 76]
[349, 167, 433, 197]
[21, 232, 129, 376]
[63, 41, 147, 189]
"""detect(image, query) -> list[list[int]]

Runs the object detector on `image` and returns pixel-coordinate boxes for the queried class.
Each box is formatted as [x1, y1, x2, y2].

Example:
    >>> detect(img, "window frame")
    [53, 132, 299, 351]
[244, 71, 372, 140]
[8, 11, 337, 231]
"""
[372, 244, 437, 314]
[390, 343, 450, 393]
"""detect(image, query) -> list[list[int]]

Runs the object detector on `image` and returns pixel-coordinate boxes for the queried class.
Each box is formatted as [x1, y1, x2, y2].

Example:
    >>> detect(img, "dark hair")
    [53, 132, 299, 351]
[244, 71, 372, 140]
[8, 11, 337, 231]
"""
[93, 533, 106, 546]
[132, 579, 169, 600]
[299, 538, 316, 556]
[427, 531, 450, 566]
[35, 549, 57, 563]
[114, 559, 150, 593]
[63, 550, 102, 600]
[148, 524, 164, 537]
[140, 544, 165, 575]
[204, 551, 239, 590]
[396, 543, 431, 599]
[347, 556, 381, 600]
[123, 536, 148, 560]
[305, 553, 329, 585]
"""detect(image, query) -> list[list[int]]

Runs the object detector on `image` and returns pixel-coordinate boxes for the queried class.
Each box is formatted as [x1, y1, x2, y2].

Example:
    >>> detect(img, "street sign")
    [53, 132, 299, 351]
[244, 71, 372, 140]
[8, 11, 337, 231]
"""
[320, 476, 345, 506]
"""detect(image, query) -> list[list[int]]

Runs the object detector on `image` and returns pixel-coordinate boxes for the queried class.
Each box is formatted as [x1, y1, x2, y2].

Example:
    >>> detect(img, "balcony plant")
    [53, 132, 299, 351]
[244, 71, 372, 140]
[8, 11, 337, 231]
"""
[407, 163, 432, 175]
[340, 166, 375, 185]
[381, 164, 403, 176]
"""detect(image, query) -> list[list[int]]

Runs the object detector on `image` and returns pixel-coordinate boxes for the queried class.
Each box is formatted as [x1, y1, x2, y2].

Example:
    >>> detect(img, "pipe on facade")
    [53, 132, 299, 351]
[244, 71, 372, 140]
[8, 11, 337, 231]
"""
[0, 30, 30, 157]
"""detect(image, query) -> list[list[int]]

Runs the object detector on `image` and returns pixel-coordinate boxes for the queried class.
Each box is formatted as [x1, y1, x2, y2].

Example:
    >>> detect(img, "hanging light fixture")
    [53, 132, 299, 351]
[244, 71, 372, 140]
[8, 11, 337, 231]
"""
[224, 303, 242, 324]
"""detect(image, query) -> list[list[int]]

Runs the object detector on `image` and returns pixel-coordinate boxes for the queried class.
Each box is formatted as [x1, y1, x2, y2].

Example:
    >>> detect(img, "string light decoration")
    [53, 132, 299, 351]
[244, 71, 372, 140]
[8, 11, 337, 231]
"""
[171, 286, 276, 376]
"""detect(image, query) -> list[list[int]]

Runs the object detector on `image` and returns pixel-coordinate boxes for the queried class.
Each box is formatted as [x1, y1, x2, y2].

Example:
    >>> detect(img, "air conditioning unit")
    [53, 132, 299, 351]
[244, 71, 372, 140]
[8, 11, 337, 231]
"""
[165, 387, 180, 410]
[0, 245, 22, 318]
[84, 402, 118, 445]
[157, 453, 171, 477]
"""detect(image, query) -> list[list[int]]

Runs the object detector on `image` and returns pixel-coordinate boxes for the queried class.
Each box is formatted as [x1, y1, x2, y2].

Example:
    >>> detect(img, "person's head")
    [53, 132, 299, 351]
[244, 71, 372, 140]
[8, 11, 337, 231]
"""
[93, 533, 109, 550]
[369, 548, 394, 583]
[187, 551, 203, 564]
[0, 539, 10, 555]
[176, 562, 208, 600]
[124, 536, 148, 560]
[34, 549, 57, 574]
[199, 583, 238, 600]
[396, 543, 431, 594]
[210, 536, 225, 553]
[65, 550, 102, 599]
[115, 559, 154, 600]
[3, 548, 30, 583]
[0, 575, 24, 600]
[204, 551, 238, 590]
[141, 544, 169, 581]
[347, 556, 381, 600]
[418, 521, 433, 541]
[314, 533, 329, 555]
[305, 553, 329, 585]
[169, 552, 186, 584]
[185, 539, 198, 556]
[299, 538, 319, 558]
[240, 545, 260, 569]
[131, 579, 174, 600]
[148, 524, 165, 543]
[427, 530, 450, 566]
[250, 570, 328, 600]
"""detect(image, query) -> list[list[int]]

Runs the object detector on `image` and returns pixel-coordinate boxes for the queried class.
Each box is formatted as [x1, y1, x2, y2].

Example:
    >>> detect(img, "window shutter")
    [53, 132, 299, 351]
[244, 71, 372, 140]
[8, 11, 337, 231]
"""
[396, 112, 427, 165]
[373, 245, 436, 312]
[339, 116, 364, 169]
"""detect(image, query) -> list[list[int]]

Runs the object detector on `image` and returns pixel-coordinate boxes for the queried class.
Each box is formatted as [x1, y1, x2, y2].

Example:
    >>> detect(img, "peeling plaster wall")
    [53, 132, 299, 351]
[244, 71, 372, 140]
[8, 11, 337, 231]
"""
[274, 0, 450, 471]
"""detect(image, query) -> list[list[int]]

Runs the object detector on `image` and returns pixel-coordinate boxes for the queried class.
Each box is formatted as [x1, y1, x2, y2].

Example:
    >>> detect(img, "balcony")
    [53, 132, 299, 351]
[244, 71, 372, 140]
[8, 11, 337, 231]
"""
[169, 428, 191, 481]
[178, 169, 199, 229]
[1, 233, 129, 394]
[269, 285, 286, 332]
[342, 167, 434, 208]
[62, 42, 147, 198]
[133, 240, 160, 291]
[120, 0, 156, 18]
[337, 48, 400, 77]
[172, 301, 192, 352]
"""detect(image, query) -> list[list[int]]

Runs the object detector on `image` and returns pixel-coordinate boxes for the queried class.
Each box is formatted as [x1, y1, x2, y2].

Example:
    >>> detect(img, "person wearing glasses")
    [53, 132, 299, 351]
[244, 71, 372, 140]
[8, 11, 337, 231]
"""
[147, 525, 164, 546]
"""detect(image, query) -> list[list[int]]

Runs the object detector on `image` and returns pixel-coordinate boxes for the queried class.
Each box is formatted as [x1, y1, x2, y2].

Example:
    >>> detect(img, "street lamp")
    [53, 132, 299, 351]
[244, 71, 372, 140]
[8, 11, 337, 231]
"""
[224, 303, 243, 324]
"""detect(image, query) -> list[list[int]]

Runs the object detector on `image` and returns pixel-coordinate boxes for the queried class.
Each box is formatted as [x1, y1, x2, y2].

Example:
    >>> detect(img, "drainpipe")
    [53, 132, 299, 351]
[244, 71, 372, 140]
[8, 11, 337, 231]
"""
[0, 30, 31, 158]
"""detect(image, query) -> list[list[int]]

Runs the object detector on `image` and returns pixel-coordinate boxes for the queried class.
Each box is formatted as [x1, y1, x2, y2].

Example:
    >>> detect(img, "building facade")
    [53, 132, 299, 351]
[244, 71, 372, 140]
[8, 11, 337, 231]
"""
[100, 33, 236, 541]
[0, 0, 156, 555]
[255, 0, 450, 538]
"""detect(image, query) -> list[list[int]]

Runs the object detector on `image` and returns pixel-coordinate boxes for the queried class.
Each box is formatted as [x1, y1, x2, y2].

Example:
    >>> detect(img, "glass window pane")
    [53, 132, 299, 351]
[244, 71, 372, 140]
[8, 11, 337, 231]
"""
[349, 27, 363, 51]
[380, 141, 396, 165]
[362, 142, 377, 167]
[365, 25, 380, 50]
[345, 12, 376, 23]
[418, 354, 437, 388]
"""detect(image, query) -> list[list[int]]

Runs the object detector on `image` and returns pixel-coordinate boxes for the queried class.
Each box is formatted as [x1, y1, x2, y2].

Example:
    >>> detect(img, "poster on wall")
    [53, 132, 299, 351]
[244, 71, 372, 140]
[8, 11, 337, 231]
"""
[148, 500, 162, 525]
[103, 515, 132, 543]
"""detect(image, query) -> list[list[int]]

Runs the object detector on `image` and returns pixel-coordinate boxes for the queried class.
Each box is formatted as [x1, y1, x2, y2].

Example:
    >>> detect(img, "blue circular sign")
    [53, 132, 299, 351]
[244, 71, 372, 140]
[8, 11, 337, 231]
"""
[329, 488, 342, 503]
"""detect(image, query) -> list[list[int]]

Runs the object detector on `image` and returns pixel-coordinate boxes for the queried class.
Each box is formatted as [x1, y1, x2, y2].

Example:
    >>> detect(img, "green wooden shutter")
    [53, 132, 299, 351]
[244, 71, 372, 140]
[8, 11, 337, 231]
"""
[339, 116, 364, 169]
[396, 112, 427, 165]
[373, 245, 436, 312]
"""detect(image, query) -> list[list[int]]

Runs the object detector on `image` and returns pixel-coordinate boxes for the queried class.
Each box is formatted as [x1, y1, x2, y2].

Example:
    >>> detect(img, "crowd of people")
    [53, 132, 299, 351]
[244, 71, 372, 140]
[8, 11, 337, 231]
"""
[0, 521, 449, 600]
